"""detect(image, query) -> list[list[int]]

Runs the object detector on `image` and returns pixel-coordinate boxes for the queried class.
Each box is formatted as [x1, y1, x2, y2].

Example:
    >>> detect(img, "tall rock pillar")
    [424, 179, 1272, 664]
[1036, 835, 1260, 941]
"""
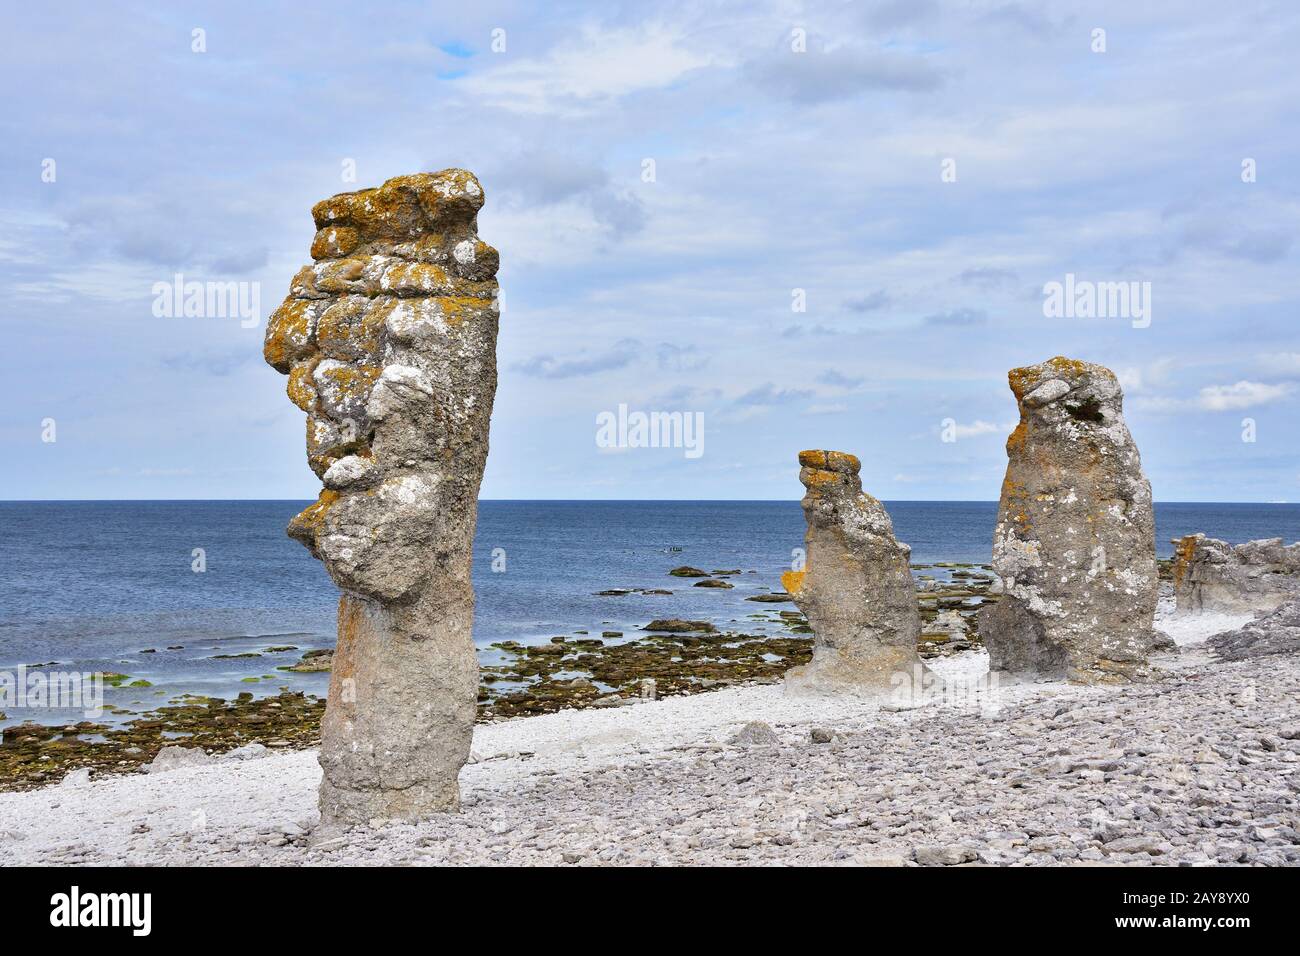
[263, 170, 499, 823]
[977, 356, 1157, 683]
[782, 450, 929, 695]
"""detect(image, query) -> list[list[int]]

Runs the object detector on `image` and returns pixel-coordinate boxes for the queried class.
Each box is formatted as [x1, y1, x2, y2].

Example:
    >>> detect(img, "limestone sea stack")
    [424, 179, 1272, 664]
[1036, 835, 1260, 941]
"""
[1171, 534, 1300, 614]
[782, 450, 929, 695]
[263, 170, 499, 824]
[978, 357, 1157, 683]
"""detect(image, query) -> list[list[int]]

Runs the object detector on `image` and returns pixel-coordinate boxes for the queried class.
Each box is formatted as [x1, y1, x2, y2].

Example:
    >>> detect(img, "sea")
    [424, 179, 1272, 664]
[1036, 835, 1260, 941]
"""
[1, 500, 1297, 726]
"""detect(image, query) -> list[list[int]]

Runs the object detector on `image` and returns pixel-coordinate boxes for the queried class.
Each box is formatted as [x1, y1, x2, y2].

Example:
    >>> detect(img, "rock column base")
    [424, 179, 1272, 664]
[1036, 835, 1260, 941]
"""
[317, 594, 478, 825]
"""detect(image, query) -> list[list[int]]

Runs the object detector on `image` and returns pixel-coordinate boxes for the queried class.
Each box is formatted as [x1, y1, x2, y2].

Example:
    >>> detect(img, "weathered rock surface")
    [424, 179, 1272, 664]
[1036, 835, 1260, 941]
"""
[914, 844, 978, 866]
[1172, 534, 1300, 614]
[1208, 601, 1300, 660]
[147, 746, 212, 774]
[782, 450, 929, 695]
[728, 721, 781, 747]
[263, 170, 499, 825]
[220, 743, 270, 763]
[978, 357, 1158, 684]
[60, 768, 92, 788]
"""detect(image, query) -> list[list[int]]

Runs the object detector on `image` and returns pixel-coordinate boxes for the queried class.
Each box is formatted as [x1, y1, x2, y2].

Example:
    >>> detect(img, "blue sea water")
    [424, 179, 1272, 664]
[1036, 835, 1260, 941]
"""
[1, 500, 1297, 721]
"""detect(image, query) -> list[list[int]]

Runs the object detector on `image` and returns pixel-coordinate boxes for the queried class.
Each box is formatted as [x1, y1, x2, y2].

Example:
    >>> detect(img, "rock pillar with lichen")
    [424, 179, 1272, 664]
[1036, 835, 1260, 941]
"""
[782, 450, 929, 695]
[1171, 533, 1300, 614]
[977, 356, 1157, 683]
[263, 170, 499, 824]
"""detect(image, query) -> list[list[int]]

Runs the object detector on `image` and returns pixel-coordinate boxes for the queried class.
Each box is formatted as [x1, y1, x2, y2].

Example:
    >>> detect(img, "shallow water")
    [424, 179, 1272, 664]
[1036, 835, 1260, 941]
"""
[0, 499, 1296, 719]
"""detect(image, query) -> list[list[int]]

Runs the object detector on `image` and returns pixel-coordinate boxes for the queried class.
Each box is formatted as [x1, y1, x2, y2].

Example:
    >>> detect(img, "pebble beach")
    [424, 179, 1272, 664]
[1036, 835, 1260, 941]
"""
[6, 598, 1296, 867]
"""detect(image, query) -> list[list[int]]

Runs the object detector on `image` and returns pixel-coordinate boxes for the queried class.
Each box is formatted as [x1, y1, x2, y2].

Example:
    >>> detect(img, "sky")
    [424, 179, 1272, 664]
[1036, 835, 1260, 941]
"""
[3, 0, 1298, 502]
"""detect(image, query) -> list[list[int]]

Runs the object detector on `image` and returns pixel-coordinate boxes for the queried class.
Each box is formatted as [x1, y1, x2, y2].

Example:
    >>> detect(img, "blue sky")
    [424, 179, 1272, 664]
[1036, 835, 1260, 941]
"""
[3, 0, 1298, 501]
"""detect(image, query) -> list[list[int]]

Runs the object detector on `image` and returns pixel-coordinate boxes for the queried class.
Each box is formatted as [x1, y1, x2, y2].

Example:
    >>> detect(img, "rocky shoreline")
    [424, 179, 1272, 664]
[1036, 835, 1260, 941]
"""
[3, 607, 1296, 866]
[0, 563, 1000, 792]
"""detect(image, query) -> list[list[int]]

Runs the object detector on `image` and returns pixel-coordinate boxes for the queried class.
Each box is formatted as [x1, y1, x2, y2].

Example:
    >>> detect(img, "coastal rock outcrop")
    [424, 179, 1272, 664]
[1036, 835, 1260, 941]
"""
[264, 170, 499, 825]
[1171, 534, 1300, 614]
[977, 357, 1157, 683]
[782, 450, 928, 695]
[1207, 601, 1300, 660]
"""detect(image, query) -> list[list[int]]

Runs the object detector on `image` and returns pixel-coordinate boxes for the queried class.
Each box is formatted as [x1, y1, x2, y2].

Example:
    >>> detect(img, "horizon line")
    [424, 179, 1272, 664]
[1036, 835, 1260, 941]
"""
[0, 498, 1294, 506]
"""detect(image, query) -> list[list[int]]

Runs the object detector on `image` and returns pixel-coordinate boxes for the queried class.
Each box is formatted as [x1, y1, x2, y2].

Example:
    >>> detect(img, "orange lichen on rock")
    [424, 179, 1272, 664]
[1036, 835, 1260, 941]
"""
[1008, 365, 1041, 400]
[1172, 534, 1200, 589]
[287, 489, 340, 548]
[1006, 421, 1029, 452]
[798, 449, 860, 473]
[437, 295, 495, 327]
[380, 261, 451, 295]
[331, 595, 362, 684]
[315, 297, 385, 361]
[980, 356, 1157, 684]
[289, 265, 323, 299]
[311, 226, 361, 260]
[317, 362, 380, 404]
[802, 468, 842, 489]
[1046, 355, 1099, 380]
[1008, 356, 1100, 400]
[785, 448, 926, 694]
[1000, 475, 1027, 503]
[315, 257, 367, 293]
[264, 299, 316, 372]
[265, 169, 501, 825]
[286, 360, 319, 412]
[311, 170, 485, 242]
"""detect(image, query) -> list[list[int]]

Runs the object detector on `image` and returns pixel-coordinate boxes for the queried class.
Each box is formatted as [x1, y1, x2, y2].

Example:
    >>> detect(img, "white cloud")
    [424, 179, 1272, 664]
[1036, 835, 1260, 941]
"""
[950, 419, 1006, 439]
[1196, 381, 1294, 411]
[459, 24, 709, 115]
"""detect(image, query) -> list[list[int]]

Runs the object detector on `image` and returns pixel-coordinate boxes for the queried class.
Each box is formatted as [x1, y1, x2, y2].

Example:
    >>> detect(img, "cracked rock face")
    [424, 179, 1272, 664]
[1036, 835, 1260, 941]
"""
[263, 170, 499, 824]
[1208, 601, 1300, 660]
[1172, 534, 1300, 614]
[782, 450, 929, 695]
[977, 357, 1157, 683]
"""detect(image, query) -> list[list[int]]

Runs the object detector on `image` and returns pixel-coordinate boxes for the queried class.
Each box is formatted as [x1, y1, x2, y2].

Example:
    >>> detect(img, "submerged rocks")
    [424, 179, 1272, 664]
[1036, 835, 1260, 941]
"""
[283, 648, 333, 672]
[668, 566, 709, 578]
[479, 628, 811, 719]
[782, 450, 929, 695]
[1172, 534, 1300, 614]
[0, 691, 325, 792]
[263, 170, 500, 825]
[644, 619, 717, 633]
[920, 610, 974, 657]
[1208, 602, 1300, 660]
[977, 358, 1158, 684]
